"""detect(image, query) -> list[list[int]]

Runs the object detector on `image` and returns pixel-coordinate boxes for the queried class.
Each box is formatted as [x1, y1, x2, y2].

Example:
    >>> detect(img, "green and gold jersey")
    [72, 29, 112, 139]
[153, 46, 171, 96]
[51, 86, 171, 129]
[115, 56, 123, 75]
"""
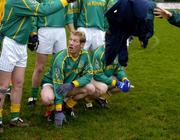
[91, 45, 127, 86]
[42, 49, 93, 104]
[0, 0, 68, 45]
[34, 0, 73, 29]
[67, 1, 80, 28]
[69, 0, 116, 30]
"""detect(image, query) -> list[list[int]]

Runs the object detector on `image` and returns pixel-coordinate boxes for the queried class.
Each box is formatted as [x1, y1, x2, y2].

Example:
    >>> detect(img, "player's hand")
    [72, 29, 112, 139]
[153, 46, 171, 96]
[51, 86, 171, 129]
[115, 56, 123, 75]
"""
[27, 33, 38, 51]
[54, 111, 66, 127]
[154, 7, 172, 19]
[56, 83, 74, 97]
[116, 80, 131, 92]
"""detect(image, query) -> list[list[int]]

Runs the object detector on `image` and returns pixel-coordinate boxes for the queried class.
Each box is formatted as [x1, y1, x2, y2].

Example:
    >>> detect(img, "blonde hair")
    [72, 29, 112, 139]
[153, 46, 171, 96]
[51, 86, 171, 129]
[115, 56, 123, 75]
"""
[0, 0, 6, 24]
[73, 31, 86, 43]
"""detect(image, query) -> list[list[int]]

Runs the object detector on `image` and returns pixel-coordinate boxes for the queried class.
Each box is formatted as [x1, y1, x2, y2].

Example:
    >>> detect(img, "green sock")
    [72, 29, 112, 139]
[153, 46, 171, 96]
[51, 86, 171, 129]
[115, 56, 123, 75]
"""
[31, 87, 39, 98]
[10, 104, 20, 120]
[11, 112, 20, 120]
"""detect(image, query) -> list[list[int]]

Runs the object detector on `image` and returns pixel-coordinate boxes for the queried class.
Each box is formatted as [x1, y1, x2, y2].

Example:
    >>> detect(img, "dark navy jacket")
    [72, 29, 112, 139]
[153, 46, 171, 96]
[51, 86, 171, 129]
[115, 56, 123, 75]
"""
[105, 0, 156, 66]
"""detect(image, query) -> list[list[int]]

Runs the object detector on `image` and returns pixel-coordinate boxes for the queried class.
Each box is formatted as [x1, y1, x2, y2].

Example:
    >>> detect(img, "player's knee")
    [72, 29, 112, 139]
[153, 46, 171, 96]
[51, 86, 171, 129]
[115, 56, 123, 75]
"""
[84, 83, 96, 96]
[98, 83, 108, 94]
[36, 64, 45, 74]
[41, 85, 54, 104]
[13, 79, 24, 90]
[41, 93, 54, 105]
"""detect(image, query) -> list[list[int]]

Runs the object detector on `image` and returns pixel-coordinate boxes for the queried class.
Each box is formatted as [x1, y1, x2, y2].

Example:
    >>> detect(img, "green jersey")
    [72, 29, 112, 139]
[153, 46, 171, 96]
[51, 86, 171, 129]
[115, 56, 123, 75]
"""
[71, 0, 116, 30]
[67, 1, 80, 28]
[92, 46, 127, 86]
[34, 0, 73, 29]
[168, 10, 180, 27]
[42, 49, 93, 104]
[0, 0, 68, 45]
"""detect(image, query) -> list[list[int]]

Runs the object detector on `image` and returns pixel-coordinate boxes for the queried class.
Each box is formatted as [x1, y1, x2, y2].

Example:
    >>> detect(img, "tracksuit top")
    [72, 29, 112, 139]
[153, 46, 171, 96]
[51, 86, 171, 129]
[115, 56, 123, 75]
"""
[168, 11, 180, 27]
[91, 46, 127, 86]
[42, 49, 93, 104]
[0, 0, 68, 45]
[70, 0, 116, 31]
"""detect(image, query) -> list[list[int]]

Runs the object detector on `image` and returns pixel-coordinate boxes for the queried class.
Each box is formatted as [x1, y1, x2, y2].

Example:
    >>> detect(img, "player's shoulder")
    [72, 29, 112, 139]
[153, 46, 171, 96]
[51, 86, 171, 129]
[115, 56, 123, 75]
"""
[81, 49, 91, 57]
[54, 49, 68, 61]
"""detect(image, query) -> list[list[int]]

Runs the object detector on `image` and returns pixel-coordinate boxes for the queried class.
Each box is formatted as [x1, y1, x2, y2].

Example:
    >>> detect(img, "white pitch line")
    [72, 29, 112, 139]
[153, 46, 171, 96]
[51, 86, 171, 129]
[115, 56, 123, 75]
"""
[129, 35, 160, 58]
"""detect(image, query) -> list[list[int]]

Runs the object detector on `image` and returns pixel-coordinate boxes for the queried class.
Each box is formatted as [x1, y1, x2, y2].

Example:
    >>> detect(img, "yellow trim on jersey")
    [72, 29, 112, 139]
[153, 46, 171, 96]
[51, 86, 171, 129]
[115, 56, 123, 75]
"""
[60, 0, 68, 7]
[122, 77, 128, 81]
[111, 80, 116, 87]
[13, 17, 26, 40]
[34, 3, 40, 16]
[72, 80, 80, 87]
[68, 50, 82, 62]
[7, 8, 13, 21]
[83, 4, 88, 27]
[22, 0, 31, 10]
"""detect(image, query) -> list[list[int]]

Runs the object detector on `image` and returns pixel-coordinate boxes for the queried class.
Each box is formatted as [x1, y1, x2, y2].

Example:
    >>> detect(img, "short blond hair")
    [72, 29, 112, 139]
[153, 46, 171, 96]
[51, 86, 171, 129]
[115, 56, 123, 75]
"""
[72, 31, 86, 43]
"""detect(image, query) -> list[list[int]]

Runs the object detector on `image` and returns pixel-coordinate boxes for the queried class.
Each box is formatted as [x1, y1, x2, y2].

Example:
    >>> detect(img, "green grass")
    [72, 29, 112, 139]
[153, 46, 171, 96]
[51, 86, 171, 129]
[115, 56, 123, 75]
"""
[1, 19, 180, 140]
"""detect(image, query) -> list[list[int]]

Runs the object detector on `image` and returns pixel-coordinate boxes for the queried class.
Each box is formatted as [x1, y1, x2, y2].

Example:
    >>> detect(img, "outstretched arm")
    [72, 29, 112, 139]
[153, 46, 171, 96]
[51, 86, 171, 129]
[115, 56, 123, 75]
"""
[154, 7, 180, 27]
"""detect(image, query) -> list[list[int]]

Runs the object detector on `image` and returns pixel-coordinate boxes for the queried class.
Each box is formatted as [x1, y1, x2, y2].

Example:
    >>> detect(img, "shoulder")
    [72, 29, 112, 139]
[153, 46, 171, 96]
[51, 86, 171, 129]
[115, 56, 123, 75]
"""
[53, 49, 68, 63]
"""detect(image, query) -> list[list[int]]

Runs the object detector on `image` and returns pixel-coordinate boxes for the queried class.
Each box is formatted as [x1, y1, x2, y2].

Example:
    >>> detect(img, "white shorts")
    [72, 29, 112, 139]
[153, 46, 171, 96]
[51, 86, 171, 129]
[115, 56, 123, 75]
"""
[77, 27, 105, 51]
[37, 27, 67, 54]
[42, 83, 53, 88]
[0, 37, 27, 72]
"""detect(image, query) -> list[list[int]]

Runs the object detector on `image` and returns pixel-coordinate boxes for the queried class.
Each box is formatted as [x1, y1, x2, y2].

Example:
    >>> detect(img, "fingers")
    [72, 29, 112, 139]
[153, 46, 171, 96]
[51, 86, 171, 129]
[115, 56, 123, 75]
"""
[154, 7, 162, 12]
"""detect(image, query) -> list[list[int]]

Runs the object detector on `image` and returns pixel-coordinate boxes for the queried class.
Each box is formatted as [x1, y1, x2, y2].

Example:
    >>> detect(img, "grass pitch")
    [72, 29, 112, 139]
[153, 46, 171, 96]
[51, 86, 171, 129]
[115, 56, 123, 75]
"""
[1, 18, 180, 140]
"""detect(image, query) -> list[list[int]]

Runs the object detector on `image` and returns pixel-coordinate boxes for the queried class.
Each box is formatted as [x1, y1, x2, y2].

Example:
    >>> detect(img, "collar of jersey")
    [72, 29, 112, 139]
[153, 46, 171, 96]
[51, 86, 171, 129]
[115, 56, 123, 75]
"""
[68, 50, 82, 61]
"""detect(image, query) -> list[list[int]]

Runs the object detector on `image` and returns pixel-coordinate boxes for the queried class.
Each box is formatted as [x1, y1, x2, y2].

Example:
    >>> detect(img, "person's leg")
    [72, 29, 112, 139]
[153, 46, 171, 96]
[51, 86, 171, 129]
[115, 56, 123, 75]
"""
[0, 36, 17, 132]
[40, 84, 55, 120]
[65, 83, 96, 109]
[63, 83, 95, 117]
[91, 80, 110, 108]
[41, 84, 54, 105]
[29, 27, 54, 106]
[10, 66, 29, 126]
[0, 71, 11, 133]
[31, 53, 48, 99]
[92, 80, 108, 96]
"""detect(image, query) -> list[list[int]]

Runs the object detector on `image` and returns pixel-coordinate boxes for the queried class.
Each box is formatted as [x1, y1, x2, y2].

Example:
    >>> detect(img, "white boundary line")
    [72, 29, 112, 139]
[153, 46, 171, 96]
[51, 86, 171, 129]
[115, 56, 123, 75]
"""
[129, 35, 160, 58]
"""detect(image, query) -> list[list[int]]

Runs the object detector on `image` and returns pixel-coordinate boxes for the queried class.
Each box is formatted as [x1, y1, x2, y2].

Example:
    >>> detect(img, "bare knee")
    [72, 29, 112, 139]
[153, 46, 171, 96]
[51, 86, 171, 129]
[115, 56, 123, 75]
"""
[41, 92, 54, 105]
[96, 83, 108, 94]
[41, 85, 54, 105]
[36, 64, 45, 74]
[84, 83, 96, 96]
[13, 79, 24, 91]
